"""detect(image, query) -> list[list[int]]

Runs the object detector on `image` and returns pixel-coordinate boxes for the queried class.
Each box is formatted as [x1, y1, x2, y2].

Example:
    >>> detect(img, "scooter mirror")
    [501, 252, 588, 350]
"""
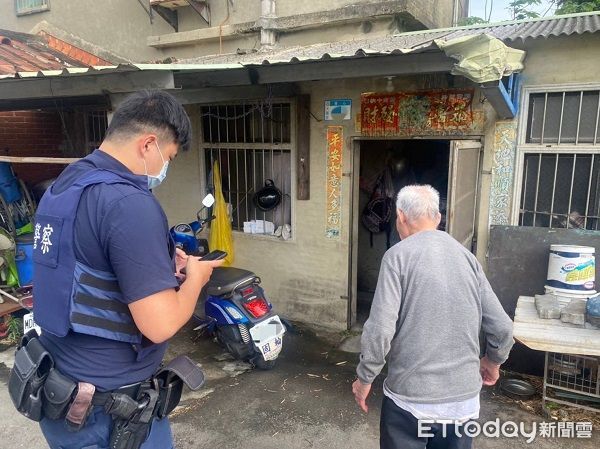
[202, 194, 215, 208]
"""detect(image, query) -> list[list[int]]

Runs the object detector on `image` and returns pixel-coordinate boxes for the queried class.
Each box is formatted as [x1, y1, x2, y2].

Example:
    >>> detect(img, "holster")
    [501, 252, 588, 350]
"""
[8, 330, 54, 422]
[106, 355, 205, 449]
[109, 389, 158, 449]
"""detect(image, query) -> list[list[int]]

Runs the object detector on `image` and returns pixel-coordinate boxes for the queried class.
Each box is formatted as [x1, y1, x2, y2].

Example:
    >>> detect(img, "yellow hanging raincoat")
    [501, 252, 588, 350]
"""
[208, 161, 234, 266]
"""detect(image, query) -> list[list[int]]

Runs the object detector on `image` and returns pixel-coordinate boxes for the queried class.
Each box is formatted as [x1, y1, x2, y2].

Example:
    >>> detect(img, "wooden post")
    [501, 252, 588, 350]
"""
[0, 156, 79, 164]
[296, 94, 310, 200]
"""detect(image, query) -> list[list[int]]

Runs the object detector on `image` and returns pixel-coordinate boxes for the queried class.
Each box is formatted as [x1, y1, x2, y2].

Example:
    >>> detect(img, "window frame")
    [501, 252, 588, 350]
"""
[15, 0, 50, 16]
[84, 109, 109, 155]
[198, 98, 297, 240]
[511, 83, 600, 227]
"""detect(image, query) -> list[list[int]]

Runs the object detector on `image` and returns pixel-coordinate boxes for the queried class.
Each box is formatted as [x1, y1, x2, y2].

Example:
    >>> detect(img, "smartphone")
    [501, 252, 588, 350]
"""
[201, 250, 228, 261]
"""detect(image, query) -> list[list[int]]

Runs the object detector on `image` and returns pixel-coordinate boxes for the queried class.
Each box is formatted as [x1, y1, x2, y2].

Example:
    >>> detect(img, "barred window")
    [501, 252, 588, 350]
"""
[85, 110, 108, 154]
[519, 153, 600, 230]
[201, 102, 293, 233]
[518, 88, 600, 230]
[15, 0, 49, 15]
[526, 91, 600, 144]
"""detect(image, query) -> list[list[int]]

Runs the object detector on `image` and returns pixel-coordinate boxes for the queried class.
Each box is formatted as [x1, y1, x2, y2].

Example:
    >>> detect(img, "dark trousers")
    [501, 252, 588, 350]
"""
[40, 406, 173, 449]
[380, 396, 473, 449]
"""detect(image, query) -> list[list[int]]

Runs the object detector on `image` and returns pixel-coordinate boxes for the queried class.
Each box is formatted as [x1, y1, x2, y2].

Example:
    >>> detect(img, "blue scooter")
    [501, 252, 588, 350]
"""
[170, 195, 285, 369]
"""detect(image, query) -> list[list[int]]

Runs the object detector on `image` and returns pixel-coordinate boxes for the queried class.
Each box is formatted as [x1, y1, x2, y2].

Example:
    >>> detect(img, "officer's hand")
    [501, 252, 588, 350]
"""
[175, 248, 189, 277]
[130, 255, 223, 344]
[184, 256, 224, 287]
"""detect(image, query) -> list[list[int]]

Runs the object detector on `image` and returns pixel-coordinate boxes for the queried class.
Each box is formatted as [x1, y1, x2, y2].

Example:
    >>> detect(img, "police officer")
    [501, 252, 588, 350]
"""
[32, 90, 223, 448]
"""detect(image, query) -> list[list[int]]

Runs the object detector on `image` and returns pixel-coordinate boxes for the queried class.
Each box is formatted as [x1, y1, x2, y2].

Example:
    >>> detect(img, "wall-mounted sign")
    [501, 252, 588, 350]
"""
[325, 99, 352, 121]
[326, 126, 343, 239]
[355, 113, 362, 133]
[360, 90, 483, 137]
[489, 120, 518, 226]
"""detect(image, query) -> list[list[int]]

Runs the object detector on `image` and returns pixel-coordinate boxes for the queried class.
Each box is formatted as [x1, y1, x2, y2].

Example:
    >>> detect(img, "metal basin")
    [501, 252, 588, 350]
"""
[499, 378, 537, 400]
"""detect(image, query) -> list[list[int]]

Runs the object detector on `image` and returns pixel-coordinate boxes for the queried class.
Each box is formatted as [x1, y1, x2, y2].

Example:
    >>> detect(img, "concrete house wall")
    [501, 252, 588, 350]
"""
[0, 0, 462, 61]
[0, 0, 170, 62]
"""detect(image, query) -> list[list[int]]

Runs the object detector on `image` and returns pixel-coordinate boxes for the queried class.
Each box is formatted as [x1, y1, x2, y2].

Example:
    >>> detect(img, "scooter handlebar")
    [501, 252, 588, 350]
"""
[201, 216, 216, 225]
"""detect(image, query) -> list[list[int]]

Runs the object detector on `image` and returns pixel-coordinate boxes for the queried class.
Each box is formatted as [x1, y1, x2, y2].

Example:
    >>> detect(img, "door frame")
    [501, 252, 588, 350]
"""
[348, 136, 484, 328]
[447, 140, 484, 250]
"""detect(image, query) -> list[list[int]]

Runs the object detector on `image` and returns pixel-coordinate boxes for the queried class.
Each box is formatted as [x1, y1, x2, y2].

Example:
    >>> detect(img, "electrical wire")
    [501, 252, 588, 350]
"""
[49, 78, 75, 155]
[219, 0, 231, 55]
[199, 84, 274, 120]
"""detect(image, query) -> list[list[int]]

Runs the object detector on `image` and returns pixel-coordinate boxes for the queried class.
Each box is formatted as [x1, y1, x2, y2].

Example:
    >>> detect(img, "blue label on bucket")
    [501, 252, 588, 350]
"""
[547, 247, 595, 294]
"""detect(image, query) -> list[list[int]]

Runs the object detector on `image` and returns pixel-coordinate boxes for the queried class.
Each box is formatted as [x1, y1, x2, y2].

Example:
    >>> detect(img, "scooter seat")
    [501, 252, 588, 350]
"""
[205, 267, 257, 296]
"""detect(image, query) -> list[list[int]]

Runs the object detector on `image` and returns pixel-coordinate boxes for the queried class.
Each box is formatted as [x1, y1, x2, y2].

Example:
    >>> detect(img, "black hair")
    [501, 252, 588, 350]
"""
[105, 90, 191, 151]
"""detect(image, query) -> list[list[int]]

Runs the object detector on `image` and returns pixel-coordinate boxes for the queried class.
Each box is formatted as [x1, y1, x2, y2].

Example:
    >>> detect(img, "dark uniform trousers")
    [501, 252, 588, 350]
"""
[40, 406, 173, 449]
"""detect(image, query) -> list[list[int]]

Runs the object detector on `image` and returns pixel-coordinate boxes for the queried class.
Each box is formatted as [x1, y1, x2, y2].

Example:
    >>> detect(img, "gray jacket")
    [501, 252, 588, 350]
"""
[357, 230, 514, 403]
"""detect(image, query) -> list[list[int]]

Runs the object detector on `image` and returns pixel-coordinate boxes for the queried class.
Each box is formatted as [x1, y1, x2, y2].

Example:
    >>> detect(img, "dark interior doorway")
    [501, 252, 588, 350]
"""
[356, 140, 451, 322]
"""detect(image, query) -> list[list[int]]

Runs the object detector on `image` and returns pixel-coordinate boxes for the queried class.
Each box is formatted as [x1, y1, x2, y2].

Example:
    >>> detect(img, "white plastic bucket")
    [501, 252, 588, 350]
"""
[545, 245, 596, 296]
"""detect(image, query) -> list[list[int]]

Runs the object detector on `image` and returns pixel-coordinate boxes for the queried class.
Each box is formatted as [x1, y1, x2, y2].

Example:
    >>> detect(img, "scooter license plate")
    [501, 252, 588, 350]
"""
[258, 336, 283, 361]
[23, 312, 41, 335]
[250, 315, 285, 361]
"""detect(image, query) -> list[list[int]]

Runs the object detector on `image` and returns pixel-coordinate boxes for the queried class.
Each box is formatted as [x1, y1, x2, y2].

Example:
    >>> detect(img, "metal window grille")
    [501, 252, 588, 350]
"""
[544, 352, 599, 413]
[201, 102, 292, 233]
[15, 0, 49, 15]
[85, 111, 108, 154]
[526, 90, 600, 145]
[519, 153, 600, 229]
[518, 88, 600, 229]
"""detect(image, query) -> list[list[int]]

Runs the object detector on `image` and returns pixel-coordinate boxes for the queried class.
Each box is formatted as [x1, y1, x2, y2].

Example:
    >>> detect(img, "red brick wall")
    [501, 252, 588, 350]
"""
[0, 110, 66, 185]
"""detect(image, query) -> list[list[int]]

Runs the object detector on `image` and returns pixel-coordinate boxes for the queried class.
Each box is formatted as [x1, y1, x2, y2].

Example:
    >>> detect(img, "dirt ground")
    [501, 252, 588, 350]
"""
[0, 321, 598, 449]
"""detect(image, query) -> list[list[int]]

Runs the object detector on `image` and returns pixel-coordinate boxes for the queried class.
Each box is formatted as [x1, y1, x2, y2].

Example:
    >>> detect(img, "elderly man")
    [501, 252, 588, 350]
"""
[352, 185, 514, 449]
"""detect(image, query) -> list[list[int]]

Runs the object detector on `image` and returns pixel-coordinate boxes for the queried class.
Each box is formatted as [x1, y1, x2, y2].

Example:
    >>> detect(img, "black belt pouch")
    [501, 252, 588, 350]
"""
[43, 368, 77, 420]
[154, 355, 205, 419]
[8, 332, 54, 422]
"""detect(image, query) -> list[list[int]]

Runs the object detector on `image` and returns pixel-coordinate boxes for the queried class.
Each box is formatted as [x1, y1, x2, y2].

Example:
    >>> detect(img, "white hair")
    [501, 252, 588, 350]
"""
[396, 185, 440, 222]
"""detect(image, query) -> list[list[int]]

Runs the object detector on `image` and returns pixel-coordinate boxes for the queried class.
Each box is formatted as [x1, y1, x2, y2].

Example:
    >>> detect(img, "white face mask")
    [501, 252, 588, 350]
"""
[143, 141, 169, 189]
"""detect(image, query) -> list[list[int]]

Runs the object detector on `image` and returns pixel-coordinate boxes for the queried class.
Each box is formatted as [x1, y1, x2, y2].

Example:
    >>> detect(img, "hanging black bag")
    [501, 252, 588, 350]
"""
[361, 168, 395, 248]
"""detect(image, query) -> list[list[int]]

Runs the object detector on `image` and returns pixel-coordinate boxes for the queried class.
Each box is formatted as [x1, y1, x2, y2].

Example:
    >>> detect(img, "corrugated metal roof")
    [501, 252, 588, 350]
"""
[0, 29, 114, 76]
[182, 11, 600, 65]
[0, 11, 598, 81]
[392, 10, 600, 44]
[0, 62, 244, 80]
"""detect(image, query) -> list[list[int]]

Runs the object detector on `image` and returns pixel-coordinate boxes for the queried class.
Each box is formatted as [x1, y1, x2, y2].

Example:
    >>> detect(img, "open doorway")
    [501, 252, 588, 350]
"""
[355, 140, 450, 322]
[353, 139, 481, 324]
